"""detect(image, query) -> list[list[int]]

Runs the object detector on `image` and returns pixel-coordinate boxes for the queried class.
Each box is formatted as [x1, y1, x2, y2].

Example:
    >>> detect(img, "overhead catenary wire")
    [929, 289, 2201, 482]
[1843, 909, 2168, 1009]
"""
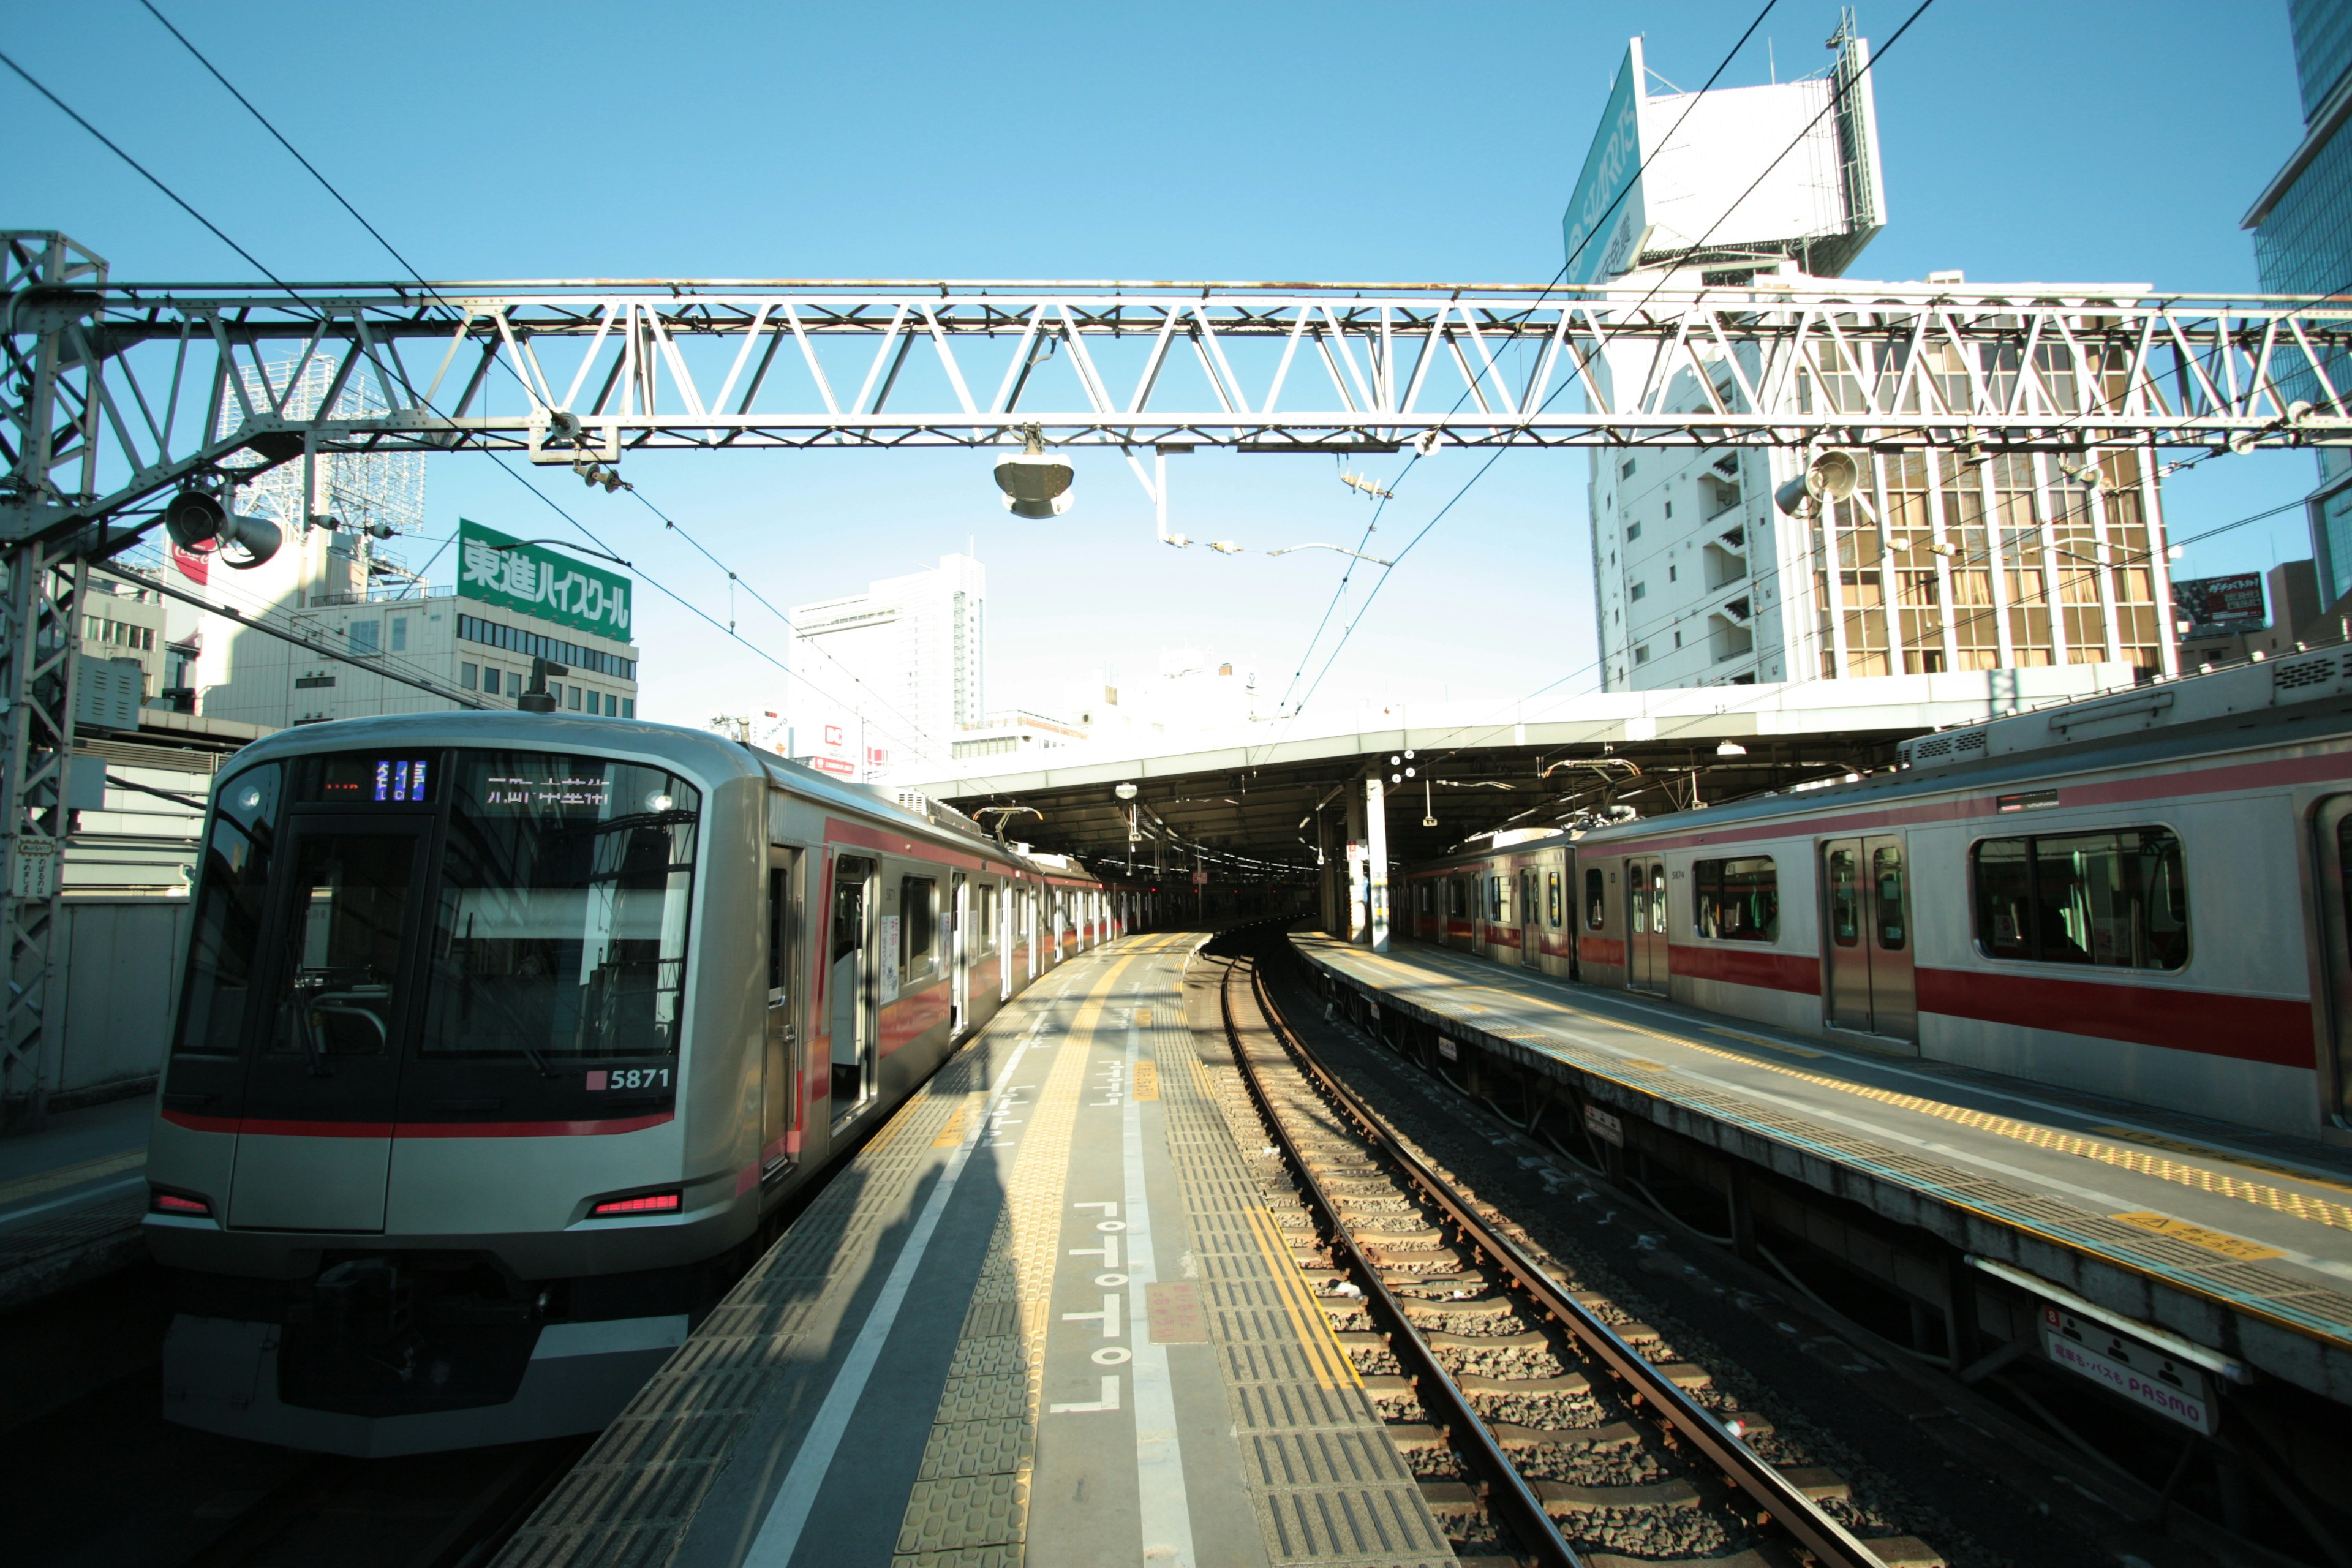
[41, 13, 958, 764]
[1264, 0, 1786, 731]
[1276, 0, 1942, 732]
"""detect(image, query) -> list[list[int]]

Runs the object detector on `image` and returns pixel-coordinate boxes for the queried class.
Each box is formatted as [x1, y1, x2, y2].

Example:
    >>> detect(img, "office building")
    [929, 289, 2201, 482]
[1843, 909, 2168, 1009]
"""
[2249, 1, 2352, 605]
[1575, 24, 2175, 690]
[791, 553, 986, 772]
[197, 519, 639, 728]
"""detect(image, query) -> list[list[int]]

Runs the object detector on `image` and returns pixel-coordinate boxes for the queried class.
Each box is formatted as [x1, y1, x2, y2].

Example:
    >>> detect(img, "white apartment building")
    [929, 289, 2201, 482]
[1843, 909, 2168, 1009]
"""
[1587, 271, 2177, 691]
[1569, 24, 2174, 692]
[791, 553, 985, 772]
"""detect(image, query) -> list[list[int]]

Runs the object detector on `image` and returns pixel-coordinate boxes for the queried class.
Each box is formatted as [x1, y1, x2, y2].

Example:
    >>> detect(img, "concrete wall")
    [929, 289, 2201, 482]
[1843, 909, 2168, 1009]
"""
[50, 894, 189, 1107]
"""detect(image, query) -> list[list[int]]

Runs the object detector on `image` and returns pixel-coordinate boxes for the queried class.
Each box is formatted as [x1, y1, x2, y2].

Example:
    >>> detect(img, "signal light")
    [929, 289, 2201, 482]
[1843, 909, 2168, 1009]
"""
[150, 1189, 210, 1216]
[589, 1191, 681, 1218]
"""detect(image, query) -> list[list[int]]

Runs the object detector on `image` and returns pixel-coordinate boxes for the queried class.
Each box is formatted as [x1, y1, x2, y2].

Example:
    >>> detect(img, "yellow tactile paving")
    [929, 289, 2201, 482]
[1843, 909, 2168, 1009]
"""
[890, 954, 1134, 1568]
[2109, 1212, 2286, 1261]
[1368, 949, 2352, 1238]
[1240, 1202, 1360, 1392]
[0, 1148, 143, 1208]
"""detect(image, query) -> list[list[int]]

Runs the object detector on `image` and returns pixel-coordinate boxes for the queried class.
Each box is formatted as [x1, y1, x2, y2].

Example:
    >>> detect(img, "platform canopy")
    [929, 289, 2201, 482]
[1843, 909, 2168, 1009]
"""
[902, 667, 2124, 880]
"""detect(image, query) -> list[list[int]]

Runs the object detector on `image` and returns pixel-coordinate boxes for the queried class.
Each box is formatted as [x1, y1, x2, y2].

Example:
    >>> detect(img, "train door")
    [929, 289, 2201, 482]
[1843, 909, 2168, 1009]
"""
[1822, 835, 1917, 1045]
[829, 854, 876, 1121]
[1626, 856, 1667, 993]
[763, 848, 802, 1177]
[228, 815, 434, 1232]
[1519, 869, 1542, 967]
[2317, 799, 2352, 1123]
[951, 872, 970, 1036]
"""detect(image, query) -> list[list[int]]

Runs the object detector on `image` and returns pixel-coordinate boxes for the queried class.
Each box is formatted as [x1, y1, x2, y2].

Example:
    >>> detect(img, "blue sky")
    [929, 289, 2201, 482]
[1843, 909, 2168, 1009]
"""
[5, 0, 2322, 739]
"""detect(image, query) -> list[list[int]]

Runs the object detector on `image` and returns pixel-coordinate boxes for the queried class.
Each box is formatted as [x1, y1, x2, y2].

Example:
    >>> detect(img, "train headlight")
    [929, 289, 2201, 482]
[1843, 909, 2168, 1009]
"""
[645, 791, 675, 814]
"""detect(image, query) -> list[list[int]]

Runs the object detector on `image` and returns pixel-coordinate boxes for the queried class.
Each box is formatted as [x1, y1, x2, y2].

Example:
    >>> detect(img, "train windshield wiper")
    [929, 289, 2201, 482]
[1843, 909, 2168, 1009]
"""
[522, 1046, 557, 1079]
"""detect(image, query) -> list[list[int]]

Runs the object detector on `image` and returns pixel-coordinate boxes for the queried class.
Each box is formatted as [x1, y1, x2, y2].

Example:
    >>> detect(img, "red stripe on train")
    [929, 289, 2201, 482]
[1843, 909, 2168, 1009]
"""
[1914, 967, 2313, 1067]
[1668, 943, 1823, 993]
[160, 1109, 676, 1138]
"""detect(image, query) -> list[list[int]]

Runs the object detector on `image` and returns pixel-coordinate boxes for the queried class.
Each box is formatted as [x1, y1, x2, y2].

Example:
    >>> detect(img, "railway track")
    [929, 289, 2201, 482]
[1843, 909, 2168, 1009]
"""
[1211, 932, 1941, 1568]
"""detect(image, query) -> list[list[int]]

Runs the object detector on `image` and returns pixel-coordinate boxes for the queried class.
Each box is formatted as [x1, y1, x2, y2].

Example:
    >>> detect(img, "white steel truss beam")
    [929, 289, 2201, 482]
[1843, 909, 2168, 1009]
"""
[10, 246, 2352, 549]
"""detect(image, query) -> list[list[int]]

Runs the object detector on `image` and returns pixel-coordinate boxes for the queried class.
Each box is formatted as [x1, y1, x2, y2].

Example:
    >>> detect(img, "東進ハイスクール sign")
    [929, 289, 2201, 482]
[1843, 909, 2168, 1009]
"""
[458, 519, 632, 641]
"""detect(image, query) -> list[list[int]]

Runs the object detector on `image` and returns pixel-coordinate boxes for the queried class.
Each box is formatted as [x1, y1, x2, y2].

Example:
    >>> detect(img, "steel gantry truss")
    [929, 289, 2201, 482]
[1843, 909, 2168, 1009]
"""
[9, 230, 2352, 1112]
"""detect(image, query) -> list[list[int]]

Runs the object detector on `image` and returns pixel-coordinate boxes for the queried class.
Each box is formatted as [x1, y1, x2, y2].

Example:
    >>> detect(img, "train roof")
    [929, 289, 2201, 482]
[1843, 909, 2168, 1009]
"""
[1574, 652, 2352, 851]
[214, 711, 1096, 884]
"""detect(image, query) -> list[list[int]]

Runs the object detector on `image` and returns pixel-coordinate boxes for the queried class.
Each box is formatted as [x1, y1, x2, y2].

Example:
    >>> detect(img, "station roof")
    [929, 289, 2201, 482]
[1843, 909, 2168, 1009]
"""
[902, 668, 2125, 880]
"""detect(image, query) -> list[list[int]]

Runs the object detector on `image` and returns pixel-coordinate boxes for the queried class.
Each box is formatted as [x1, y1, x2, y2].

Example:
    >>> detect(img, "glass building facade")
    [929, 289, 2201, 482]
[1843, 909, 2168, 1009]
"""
[2253, 0, 2352, 602]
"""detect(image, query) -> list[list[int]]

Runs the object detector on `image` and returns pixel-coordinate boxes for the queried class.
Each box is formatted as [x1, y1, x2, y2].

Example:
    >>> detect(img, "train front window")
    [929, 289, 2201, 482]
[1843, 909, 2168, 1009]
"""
[422, 753, 702, 1060]
[173, 763, 284, 1056]
[266, 832, 416, 1058]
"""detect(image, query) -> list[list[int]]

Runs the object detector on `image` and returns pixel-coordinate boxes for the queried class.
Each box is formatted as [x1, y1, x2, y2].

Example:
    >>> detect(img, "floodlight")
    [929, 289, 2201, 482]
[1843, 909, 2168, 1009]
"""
[994, 429, 1074, 519]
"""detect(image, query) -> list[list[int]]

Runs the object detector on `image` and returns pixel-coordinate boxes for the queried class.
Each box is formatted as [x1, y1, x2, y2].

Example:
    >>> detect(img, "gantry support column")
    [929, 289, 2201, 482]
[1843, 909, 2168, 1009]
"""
[1344, 785, 1368, 944]
[1365, 775, 1390, 954]
[0, 235, 107, 1128]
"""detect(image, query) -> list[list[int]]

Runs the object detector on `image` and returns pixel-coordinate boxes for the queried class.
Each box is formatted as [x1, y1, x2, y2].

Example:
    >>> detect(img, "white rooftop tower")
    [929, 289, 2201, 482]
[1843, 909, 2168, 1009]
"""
[791, 553, 986, 775]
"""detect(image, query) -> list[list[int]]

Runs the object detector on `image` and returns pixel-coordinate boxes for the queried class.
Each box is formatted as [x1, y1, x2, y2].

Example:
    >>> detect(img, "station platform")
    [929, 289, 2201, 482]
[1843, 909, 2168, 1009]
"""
[0, 1093, 152, 1310]
[1293, 933, 2352, 1408]
[500, 933, 1453, 1568]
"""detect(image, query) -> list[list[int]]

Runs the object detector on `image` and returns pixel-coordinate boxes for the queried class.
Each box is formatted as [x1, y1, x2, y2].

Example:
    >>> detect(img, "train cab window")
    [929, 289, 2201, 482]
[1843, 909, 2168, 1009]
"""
[902, 877, 938, 981]
[1694, 857, 1778, 942]
[173, 763, 285, 1056]
[1972, 827, 2187, 970]
[421, 753, 702, 1060]
[1585, 868, 1605, 930]
[1547, 871, 1562, 927]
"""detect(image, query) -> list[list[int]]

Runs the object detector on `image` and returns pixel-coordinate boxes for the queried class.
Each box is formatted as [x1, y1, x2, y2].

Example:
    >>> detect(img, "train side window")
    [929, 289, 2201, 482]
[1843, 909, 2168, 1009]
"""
[1695, 856, 1779, 942]
[1585, 868, 1605, 930]
[1827, 848, 1861, 948]
[1547, 871, 1562, 927]
[1873, 846, 1906, 950]
[767, 867, 788, 998]
[1970, 827, 2187, 970]
[975, 884, 995, 952]
[902, 876, 938, 981]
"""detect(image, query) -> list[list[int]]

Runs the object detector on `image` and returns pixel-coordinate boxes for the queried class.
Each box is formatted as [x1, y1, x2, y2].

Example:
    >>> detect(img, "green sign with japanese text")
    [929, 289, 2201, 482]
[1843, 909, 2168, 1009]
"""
[458, 519, 633, 642]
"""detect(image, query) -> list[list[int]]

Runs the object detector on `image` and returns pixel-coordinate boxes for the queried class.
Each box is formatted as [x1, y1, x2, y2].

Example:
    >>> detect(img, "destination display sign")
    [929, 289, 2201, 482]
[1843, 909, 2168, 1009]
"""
[459, 518, 633, 642]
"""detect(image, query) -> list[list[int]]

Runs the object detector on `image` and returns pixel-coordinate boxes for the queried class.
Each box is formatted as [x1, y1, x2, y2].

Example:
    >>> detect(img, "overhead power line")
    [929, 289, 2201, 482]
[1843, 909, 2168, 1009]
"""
[1277, 0, 1941, 729]
[19, 15, 950, 760]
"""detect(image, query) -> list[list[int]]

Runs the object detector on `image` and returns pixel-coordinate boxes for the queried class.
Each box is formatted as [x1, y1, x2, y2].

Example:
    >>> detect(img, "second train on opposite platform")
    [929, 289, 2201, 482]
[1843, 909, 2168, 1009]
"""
[1398, 651, 2352, 1142]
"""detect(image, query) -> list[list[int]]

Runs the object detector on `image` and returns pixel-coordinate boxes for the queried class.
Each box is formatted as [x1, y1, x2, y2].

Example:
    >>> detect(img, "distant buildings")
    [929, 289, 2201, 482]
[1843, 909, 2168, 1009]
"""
[195, 521, 640, 729]
[1575, 24, 2176, 692]
[2248, 0, 2352, 606]
[790, 553, 986, 775]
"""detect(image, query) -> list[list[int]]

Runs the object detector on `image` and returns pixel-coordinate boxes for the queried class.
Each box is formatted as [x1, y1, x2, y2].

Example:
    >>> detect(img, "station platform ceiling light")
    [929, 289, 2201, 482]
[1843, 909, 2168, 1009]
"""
[164, 488, 282, 568]
[995, 427, 1073, 519]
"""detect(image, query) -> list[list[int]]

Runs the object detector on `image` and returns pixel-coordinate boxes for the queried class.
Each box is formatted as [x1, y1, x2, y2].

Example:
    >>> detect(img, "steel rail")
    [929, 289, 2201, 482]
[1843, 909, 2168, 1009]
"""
[1214, 946, 1578, 1568]
[1236, 934, 1891, 1568]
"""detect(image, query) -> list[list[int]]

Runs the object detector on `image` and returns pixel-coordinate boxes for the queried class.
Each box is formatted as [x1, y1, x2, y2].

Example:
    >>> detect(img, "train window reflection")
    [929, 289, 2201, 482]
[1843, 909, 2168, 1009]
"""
[1827, 849, 1861, 948]
[1971, 827, 2187, 970]
[902, 878, 938, 982]
[1695, 857, 1779, 943]
[173, 762, 283, 1056]
[424, 753, 701, 1060]
[268, 832, 413, 1058]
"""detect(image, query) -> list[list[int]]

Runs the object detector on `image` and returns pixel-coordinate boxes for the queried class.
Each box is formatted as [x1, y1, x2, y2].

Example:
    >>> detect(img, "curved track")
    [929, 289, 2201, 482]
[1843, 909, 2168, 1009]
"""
[1213, 928, 1932, 1567]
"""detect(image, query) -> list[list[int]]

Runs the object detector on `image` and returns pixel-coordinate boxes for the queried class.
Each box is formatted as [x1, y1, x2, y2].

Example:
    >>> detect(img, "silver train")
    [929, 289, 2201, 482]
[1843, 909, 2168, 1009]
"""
[144, 712, 1121, 1456]
[1401, 650, 2352, 1142]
